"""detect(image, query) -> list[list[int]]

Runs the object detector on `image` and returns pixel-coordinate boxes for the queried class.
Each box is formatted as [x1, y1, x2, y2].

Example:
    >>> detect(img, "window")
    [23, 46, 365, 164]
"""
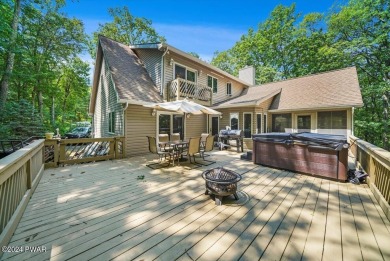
[243, 113, 252, 138]
[208, 75, 218, 93]
[226, 83, 232, 96]
[230, 113, 239, 130]
[109, 112, 115, 133]
[256, 114, 262, 133]
[263, 114, 267, 133]
[318, 110, 347, 129]
[175, 64, 196, 82]
[297, 115, 311, 130]
[272, 113, 292, 132]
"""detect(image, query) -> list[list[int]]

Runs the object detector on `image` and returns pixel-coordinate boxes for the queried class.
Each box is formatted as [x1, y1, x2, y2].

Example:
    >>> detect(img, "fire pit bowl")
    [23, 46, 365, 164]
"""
[202, 167, 242, 205]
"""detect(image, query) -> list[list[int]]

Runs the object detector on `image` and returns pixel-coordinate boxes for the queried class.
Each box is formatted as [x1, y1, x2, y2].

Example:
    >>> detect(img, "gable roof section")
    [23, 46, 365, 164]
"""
[130, 43, 251, 86]
[89, 36, 162, 114]
[213, 67, 363, 111]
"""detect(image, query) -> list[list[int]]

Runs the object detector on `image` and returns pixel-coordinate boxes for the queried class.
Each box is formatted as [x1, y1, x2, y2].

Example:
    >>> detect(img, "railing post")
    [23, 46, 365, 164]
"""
[176, 79, 180, 101]
[109, 139, 115, 159]
[59, 141, 66, 165]
[26, 159, 32, 189]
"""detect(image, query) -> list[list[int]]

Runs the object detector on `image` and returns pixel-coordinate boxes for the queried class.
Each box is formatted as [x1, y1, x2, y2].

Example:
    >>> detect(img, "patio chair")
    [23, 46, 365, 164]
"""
[200, 133, 209, 148]
[183, 137, 202, 167]
[171, 133, 180, 142]
[198, 135, 216, 166]
[146, 136, 173, 169]
[158, 134, 173, 152]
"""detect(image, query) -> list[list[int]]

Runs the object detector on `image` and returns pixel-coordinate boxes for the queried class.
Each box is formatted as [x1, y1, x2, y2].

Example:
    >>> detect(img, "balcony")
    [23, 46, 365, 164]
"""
[167, 78, 212, 105]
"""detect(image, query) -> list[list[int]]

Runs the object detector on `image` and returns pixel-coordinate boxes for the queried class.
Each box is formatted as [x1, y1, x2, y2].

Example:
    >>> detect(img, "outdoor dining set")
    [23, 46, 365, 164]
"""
[146, 133, 215, 169]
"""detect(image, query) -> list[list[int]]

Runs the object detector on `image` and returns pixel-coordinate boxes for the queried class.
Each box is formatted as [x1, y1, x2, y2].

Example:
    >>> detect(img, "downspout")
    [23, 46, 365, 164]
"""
[122, 102, 129, 136]
[161, 46, 169, 96]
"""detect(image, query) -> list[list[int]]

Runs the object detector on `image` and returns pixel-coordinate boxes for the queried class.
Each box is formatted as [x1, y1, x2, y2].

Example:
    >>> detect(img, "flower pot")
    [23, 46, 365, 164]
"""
[45, 132, 54, 139]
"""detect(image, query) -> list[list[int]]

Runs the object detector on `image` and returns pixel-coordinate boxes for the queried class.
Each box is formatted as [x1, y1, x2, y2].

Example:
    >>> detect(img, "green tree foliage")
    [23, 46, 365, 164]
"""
[0, 99, 44, 139]
[88, 6, 165, 58]
[211, 1, 389, 148]
[0, 0, 90, 139]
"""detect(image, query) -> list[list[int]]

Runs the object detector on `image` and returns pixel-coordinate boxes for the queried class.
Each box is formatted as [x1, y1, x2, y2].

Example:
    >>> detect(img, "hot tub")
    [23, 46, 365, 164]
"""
[252, 132, 349, 181]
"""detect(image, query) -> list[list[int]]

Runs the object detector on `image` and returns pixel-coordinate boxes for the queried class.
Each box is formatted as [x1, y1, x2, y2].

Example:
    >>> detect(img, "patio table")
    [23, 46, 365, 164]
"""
[158, 140, 189, 165]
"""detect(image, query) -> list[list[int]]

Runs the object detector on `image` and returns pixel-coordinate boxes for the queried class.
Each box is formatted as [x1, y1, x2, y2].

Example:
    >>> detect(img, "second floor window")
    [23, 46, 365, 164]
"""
[226, 83, 232, 95]
[208, 76, 218, 93]
[175, 64, 196, 82]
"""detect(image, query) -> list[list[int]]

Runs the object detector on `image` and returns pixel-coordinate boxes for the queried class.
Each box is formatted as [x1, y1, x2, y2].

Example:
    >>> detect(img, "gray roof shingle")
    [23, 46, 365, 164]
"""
[99, 36, 163, 103]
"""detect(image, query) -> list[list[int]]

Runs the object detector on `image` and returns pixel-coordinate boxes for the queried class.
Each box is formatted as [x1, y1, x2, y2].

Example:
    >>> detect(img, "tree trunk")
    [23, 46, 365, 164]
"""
[38, 91, 43, 119]
[0, 0, 21, 111]
[51, 96, 55, 127]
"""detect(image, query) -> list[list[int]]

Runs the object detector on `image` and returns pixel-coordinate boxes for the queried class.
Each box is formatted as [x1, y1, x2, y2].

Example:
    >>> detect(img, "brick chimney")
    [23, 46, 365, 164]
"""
[239, 66, 255, 86]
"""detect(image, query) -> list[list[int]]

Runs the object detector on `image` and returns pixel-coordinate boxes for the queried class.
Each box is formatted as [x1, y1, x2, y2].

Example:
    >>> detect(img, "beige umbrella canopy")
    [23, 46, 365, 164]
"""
[144, 99, 221, 115]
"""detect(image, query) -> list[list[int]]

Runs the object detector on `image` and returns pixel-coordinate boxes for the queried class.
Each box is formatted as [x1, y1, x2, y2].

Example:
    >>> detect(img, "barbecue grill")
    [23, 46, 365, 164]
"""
[218, 130, 244, 152]
[202, 167, 242, 205]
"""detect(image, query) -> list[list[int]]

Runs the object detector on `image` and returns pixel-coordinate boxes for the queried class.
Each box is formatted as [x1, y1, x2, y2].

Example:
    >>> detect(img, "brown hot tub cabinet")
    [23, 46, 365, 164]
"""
[252, 133, 348, 181]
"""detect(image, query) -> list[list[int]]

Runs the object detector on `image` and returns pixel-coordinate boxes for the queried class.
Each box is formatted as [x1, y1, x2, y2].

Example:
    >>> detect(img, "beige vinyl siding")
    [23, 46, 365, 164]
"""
[133, 49, 162, 92]
[125, 104, 156, 156]
[185, 114, 207, 140]
[163, 52, 246, 104]
[93, 57, 124, 138]
[217, 107, 257, 150]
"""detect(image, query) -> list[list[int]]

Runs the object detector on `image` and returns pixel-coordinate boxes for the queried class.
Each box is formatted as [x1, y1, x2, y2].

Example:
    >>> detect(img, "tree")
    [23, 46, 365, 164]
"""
[88, 6, 165, 58]
[327, 0, 390, 146]
[0, 0, 21, 111]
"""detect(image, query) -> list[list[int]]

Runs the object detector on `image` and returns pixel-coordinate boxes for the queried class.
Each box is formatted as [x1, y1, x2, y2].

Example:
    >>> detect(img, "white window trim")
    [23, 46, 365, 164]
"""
[230, 112, 239, 130]
[256, 113, 262, 134]
[108, 111, 115, 134]
[156, 111, 185, 142]
[243, 112, 253, 138]
[207, 74, 218, 94]
[226, 82, 232, 96]
[173, 62, 198, 83]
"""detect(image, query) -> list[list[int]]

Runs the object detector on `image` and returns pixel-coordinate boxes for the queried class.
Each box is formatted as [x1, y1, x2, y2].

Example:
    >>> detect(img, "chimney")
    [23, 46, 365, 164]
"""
[239, 66, 255, 86]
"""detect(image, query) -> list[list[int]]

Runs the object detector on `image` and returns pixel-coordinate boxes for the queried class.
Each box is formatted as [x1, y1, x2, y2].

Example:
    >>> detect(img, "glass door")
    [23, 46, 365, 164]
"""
[158, 113, 184, 140]
[173, 115, 184, 140]
[297, 115, 311, 132]
[210, 116, 219, 135]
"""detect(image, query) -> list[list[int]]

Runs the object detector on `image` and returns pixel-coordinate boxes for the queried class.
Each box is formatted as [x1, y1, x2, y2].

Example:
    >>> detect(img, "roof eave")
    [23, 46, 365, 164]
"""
[268, 104, 364, 113]
[89, 39, 103, 114]
[118, 99, 156, 106]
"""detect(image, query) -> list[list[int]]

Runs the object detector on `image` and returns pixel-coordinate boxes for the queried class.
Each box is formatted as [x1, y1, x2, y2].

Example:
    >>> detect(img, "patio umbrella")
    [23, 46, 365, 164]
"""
[144, 99, 221, 115]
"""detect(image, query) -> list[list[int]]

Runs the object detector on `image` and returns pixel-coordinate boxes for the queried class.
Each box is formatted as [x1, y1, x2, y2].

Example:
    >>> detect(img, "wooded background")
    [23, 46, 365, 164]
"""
[0, 0, 388, 149]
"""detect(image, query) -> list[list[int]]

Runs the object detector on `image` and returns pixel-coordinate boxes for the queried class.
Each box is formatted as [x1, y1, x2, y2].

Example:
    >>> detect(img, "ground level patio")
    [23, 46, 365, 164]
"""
[1, 150, 389, 261]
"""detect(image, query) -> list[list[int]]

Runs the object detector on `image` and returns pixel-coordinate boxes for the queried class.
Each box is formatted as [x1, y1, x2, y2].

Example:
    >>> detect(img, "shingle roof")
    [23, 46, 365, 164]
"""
[213, 67, 363, 111]
[99, 36, 163, 103]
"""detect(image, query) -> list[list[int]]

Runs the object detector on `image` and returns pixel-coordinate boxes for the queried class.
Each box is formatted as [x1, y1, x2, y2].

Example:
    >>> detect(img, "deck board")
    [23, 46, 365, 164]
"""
[1, 151, 390, 261]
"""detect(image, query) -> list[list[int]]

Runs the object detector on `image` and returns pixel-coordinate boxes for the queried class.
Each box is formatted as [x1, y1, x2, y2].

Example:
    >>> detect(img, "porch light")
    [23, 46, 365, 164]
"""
[169, 58, 174, 66]
[151, 109, 156, 116]
[186, 114, 190, 119]
[220, 114, 223, 119]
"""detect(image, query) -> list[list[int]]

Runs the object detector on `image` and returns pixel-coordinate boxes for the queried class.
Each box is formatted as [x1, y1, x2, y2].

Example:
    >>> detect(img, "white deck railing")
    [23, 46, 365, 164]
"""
[168, 78, 212, 104]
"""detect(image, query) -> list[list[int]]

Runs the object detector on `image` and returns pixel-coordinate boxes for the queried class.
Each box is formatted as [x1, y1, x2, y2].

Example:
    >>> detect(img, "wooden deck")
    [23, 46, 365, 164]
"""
[1, 151, 390, 261]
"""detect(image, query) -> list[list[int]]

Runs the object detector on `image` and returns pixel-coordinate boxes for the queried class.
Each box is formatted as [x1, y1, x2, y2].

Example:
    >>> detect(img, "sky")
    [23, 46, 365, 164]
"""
[62, 0, 341, 75]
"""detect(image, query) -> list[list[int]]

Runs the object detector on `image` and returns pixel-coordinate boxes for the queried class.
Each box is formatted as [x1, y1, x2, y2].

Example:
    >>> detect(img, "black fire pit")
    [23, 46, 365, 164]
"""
[202, 167, 242, 206]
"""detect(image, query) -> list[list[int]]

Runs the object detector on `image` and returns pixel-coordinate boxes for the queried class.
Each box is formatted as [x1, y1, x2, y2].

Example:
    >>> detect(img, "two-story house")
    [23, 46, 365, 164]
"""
[89, 35, 363, 157]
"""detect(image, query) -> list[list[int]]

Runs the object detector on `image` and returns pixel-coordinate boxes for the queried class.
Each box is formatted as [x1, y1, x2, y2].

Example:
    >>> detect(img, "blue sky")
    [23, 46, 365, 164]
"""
[62, 0, 340, 72]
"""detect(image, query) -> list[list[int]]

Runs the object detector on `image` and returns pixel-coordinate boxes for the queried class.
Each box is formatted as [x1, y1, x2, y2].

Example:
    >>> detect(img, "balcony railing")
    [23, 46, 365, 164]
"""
[168, 78, 212, 104]
[349, 135, 390, 220]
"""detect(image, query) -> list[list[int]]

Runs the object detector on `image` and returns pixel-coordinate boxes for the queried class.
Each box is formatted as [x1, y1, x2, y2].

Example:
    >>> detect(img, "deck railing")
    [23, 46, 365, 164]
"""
[349, 135, 390, 220]
[44, 137, 125, 167]
[0, 139, 45, 248]
[168, 78, 212, 104]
